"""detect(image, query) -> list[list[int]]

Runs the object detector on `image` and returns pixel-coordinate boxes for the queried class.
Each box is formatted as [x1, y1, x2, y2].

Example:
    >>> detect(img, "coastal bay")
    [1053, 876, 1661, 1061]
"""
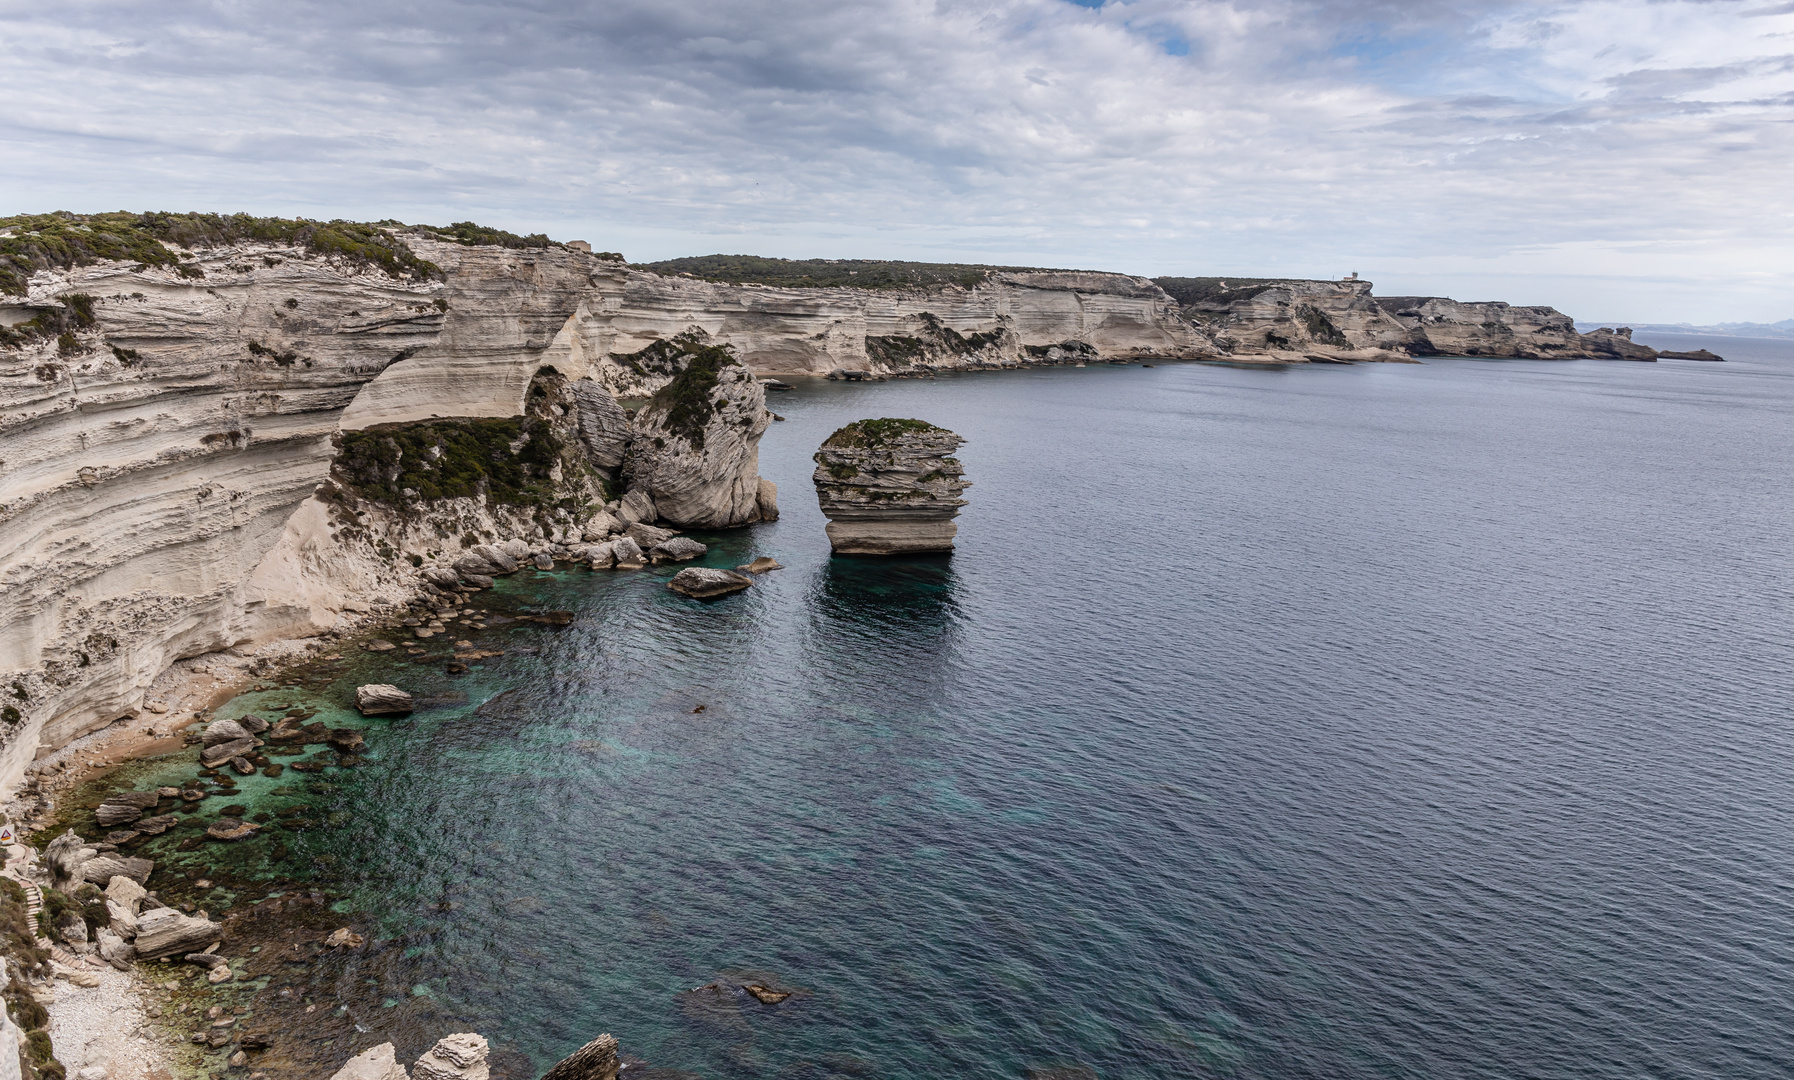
[30, 346, 1794, 1079]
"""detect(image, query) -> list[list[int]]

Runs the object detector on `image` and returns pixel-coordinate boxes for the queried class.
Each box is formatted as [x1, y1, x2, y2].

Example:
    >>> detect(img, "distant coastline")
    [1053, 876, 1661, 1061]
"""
[1577, 319, 1794, 340]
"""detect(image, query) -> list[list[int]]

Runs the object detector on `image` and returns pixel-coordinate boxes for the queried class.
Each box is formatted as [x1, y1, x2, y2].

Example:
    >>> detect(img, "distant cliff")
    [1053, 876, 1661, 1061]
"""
[0, 212, 1672, 783]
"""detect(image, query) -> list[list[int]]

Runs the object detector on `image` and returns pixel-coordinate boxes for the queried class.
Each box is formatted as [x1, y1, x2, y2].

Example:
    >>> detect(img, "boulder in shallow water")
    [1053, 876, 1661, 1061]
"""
[413, 1033, 491, 1080]
[356, 684, 415, 716]
[329, 1043, 410, 1080]
[200, 738, 258, 767]
[650, 537, 707, 564]
[735, 557, 782, 574]
[533, 554, 555, 570]
[540, 1034, 620, 1080]
[237, 714, 269, 734]
[625, 522, 677, 549]
[207, 819, 261, 842]
[364, 639, 397, 652]
[585, 541, 616, 570]
[95, 791, 159, 826]
[667, 568, 754, 599]
[134, 907, 223, 958]
[201, 718, 251, 746]
[611, 536, 647, 569]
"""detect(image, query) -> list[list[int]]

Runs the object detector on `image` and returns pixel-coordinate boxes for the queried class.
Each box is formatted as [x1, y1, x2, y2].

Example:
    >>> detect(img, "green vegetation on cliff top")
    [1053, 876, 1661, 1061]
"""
[639, 333, 742, 450]
[822, 417, 949, 449]
[643, 255, 1074, 290]
[0, 212, 577, 297]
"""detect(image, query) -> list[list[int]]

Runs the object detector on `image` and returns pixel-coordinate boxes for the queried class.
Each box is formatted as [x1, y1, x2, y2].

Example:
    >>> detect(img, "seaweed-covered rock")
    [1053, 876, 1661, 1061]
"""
[812, 419, 970, 554]
[95, 791, 160, 826]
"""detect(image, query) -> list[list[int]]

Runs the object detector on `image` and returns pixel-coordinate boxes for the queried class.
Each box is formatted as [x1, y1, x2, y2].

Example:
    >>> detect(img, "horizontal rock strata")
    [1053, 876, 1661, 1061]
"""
[813, 419, 970, 555]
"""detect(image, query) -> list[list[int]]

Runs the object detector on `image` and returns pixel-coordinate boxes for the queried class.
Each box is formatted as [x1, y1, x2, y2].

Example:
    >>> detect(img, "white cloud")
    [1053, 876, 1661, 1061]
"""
[0, 0, 1789, 321]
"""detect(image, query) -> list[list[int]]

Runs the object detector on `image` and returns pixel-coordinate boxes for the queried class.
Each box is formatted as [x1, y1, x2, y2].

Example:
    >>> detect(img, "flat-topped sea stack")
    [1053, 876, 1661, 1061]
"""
[813, 419, 970, 554]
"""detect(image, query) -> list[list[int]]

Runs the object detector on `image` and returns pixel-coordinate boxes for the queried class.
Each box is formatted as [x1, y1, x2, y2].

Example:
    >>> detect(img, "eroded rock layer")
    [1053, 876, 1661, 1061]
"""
[813, 419, 970, 555]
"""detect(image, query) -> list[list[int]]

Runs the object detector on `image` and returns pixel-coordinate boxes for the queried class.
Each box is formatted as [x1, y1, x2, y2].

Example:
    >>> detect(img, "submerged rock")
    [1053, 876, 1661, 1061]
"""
[356, 684, 415, 716]
[667, 568, 754, 599]
[812, 418, 970, 554]
[207, 819, 261, 842]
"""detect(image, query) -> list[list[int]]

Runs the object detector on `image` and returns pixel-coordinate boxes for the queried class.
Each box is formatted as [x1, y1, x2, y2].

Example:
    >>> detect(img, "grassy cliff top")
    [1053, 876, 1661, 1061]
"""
[822, 417, 955, 449]
[642, 254, 1085, 290]
[0, 211, 567, 296]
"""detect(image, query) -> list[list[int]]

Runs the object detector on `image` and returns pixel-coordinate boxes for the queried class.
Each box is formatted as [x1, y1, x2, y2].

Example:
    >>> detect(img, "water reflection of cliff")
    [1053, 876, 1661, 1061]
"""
[804, 556, 964, 703]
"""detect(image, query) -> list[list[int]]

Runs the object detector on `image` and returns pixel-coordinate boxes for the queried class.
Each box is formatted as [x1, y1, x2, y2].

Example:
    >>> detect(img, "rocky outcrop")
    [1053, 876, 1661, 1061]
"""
[412, 1033, 490, 1080]
[621, 334, 774, 527]
[540, 1034, 621, 1080]
[813, 420, 970, 554]
[329, 1044, 410, 1080]
[133, 906, 223, 958]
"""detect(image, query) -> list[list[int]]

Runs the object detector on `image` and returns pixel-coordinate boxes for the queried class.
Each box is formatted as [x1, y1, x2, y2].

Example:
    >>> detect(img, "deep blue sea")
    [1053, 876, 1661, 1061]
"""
[130, 337, 1794, 1079]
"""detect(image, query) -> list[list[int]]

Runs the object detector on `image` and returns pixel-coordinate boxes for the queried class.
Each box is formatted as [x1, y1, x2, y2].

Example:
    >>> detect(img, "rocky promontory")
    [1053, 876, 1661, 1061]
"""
[813, 419, 969, 554]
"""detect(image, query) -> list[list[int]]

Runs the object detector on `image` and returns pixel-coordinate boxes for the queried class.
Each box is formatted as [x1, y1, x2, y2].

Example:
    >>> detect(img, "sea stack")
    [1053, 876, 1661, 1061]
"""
[812, 419, 970, 554]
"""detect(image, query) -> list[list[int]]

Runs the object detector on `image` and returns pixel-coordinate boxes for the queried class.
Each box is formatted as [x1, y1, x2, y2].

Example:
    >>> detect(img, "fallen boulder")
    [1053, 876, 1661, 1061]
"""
[200, 738, 259, 768]
[414, 1033, 491, 1080]
[96, 927, 136, 971]
[585, 541, 617, 570]
[667, 568, 754, 599]
[422, 567, 462, 589]
[582, 511, 623, 539]
[95, 791, 160, 826]
[237, 714, 270, 734]
[625, 522, 678, 549]
[106, 875, 147, 914]
[201, 718, 251, 745]
[650, 537, 707, 564]
[611, 536, 647, 570]
[330, 1043, 410, 1080]
[134, 907, 223, 958]
[356, 684, 415, 716]
[736, 557, 783, 574]
[45, 830, 97, 891]
[82, 853, 153, 887]
[540, 1034, 620, 1080]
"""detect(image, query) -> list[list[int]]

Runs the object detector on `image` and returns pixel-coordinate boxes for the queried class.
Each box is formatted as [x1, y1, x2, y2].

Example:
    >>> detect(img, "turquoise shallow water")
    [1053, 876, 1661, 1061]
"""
[119, 343, 1794, 1079]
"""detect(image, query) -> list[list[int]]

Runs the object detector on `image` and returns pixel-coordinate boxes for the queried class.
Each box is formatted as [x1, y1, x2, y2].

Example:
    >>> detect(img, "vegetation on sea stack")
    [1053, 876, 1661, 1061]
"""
[637, 333, 743, 450]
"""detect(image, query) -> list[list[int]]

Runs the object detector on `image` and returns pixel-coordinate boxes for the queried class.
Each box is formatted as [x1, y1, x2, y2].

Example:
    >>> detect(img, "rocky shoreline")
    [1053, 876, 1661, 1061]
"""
[0, 520, 790, 1079]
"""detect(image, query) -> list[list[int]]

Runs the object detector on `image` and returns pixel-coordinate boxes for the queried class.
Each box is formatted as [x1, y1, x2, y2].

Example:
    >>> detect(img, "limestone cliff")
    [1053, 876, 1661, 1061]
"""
[1158, 276, 1659, 362]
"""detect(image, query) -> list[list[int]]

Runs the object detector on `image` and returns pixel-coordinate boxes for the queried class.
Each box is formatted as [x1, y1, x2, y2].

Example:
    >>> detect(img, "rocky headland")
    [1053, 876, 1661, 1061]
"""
[812, 420, 970, 555]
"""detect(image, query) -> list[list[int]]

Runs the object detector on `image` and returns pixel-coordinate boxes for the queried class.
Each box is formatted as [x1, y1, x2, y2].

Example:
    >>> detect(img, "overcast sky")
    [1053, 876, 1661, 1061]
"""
[4, 0, 1790, 322]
